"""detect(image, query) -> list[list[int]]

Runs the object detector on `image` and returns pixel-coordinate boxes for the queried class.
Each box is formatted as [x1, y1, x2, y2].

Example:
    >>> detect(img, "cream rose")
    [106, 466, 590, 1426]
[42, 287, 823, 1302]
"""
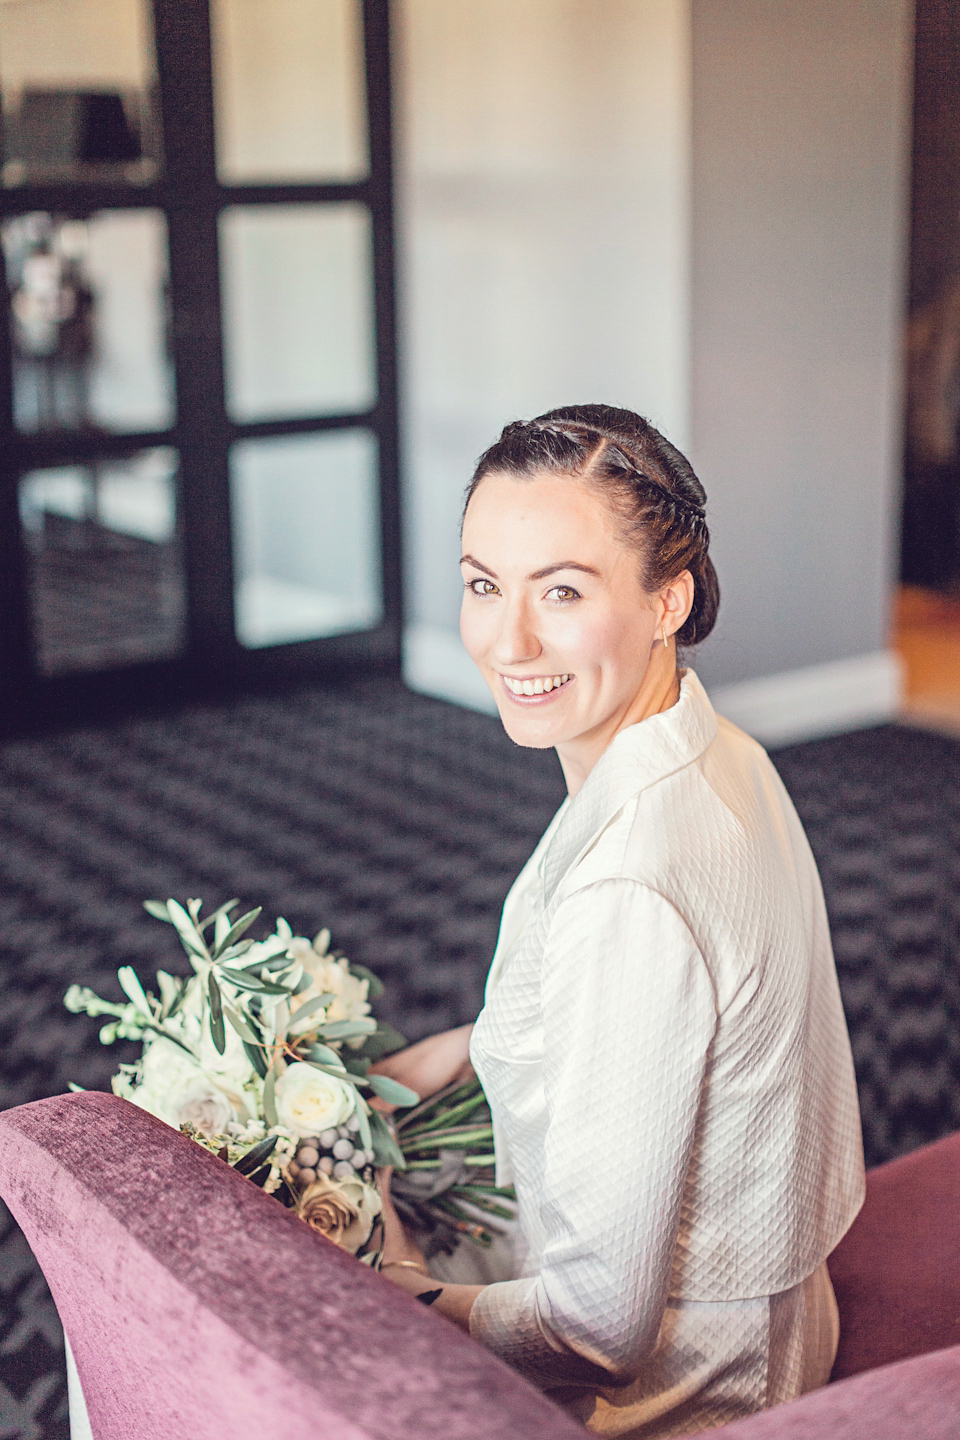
[297, 1173, 382, 1253]
[274, 1062, 355, 1136]
[175, 1084, 234, 1137]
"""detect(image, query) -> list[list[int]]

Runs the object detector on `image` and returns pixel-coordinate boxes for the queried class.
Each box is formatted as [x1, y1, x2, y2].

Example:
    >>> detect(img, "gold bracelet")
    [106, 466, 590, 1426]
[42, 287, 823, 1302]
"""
[381, 1259, 430, 1277]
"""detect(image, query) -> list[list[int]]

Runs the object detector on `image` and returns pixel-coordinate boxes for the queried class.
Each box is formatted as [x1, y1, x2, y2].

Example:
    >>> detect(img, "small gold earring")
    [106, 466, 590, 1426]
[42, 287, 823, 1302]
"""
[661, 624, 668, 648]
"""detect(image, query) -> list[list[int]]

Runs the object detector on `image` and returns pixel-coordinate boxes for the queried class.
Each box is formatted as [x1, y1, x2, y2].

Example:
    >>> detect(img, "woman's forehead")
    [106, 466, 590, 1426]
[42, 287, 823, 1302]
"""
[461, 473, 635, 575]
[464, 470, 616, 533]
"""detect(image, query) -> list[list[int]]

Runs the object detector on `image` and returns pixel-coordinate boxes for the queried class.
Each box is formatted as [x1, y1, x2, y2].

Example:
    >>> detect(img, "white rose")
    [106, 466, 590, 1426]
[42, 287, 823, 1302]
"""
[175, 1084, 234, 1137]
[274, 1062, 355, 1137]
[122, 1037, 208, 1126]
[117, 1036, 249, 1132]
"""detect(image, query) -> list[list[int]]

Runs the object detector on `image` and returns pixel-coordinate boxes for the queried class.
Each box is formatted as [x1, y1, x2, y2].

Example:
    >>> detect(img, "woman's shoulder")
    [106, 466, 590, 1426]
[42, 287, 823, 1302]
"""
[562, 714, 814, 922]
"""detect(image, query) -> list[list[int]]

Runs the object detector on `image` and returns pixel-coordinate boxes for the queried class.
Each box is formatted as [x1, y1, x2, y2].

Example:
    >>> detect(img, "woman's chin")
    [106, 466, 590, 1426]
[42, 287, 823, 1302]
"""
[493, 698, 570, 751]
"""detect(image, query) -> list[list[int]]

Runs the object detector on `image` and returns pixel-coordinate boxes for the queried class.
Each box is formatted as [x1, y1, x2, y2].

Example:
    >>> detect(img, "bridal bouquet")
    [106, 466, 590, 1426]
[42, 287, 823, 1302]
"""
[64, 898, 514, 1260]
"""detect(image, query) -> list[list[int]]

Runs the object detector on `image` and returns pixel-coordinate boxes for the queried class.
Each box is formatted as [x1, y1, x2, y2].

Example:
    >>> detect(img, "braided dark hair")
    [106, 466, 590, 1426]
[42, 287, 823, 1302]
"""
[463, 403, 719, 647]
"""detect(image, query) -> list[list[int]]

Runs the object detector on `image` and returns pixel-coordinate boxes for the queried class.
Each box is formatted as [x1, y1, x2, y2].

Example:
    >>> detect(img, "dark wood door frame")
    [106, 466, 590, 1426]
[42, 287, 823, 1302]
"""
[0, 0, 402, 736]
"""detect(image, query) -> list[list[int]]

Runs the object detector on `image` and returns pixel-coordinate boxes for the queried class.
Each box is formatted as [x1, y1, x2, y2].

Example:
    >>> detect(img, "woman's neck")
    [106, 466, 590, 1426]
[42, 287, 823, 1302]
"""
[556, 648, 682, 798]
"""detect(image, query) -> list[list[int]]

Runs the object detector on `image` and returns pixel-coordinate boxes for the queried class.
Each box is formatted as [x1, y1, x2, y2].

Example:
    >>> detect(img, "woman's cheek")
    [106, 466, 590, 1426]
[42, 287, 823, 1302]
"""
[459, 601, 490, 666]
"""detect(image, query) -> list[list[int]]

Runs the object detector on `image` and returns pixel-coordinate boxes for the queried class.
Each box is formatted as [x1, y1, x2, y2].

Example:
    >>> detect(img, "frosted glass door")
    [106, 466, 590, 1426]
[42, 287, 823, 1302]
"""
[4, 209, 173, 434]
[231, 430, 382, 648]
[211, 0, 367, 182]
[220, 204, 376, 422]
[0, 0, 160, 186]
[20, 448, 185, 674]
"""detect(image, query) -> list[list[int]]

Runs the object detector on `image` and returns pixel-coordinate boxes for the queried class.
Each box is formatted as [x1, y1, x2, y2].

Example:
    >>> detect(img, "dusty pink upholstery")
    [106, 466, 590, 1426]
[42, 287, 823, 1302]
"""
[2, 1091, 960, 1438]
[827, 1130, 960, 1379]
[710, 1346, 960, 1438]
[0, 1092, 584, 1440]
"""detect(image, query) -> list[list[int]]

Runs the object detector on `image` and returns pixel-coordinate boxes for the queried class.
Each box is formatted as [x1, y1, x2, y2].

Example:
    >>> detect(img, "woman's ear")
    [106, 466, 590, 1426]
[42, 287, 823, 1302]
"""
[659, 571, 695, 639]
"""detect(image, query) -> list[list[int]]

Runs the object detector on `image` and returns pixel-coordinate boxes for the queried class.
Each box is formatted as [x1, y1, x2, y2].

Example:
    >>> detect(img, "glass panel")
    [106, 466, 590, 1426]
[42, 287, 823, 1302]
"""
[4, 209, 174, 435]
[0, 0, 160, 186]
[20, 448, 185, 675]
[211, 0, 367, 183]
[220, 203, 375, 422]
[231, 429, 382, 648]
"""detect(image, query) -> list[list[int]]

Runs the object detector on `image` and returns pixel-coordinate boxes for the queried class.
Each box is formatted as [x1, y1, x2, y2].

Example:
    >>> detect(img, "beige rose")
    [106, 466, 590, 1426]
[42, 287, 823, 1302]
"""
[297, 1173, 382, 1254]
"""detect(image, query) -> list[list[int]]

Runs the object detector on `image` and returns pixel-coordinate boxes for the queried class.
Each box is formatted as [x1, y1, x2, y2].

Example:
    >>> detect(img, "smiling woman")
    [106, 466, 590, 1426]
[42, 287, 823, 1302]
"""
[457, 407, 716, 794]
[373, 404, 864, 1439]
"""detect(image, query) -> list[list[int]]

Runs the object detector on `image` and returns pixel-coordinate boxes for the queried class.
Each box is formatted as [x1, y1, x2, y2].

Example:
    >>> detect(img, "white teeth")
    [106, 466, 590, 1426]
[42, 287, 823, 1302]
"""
[503, 674, 571, 695]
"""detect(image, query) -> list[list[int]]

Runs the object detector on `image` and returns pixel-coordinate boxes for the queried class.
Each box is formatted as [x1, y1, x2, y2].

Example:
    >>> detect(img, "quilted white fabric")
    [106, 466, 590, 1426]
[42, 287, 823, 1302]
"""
[468, 671, 864, 1427]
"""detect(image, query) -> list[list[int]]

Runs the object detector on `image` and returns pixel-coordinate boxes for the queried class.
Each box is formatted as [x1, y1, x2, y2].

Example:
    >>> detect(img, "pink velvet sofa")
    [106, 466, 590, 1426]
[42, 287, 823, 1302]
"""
[0, 1091, 958, 1439]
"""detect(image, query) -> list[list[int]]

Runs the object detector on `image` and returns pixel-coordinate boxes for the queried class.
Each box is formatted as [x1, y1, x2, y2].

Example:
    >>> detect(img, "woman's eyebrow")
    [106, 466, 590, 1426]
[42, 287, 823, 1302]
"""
[528, 561, 601, 580]
[459, 556, 601, 581]
[460, 554, 496, 576]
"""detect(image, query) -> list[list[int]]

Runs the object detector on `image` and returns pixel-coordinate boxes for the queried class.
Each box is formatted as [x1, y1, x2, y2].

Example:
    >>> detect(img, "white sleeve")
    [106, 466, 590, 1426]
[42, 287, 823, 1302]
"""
[469, 879, 717, 1388]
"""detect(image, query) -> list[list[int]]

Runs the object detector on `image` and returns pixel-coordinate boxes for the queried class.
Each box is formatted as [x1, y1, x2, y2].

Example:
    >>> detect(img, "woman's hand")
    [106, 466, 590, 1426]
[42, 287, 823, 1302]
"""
[377, 1168, 483, 1331]
[370, 1023, 474, 1110]
[377, 1167, 431, 1276]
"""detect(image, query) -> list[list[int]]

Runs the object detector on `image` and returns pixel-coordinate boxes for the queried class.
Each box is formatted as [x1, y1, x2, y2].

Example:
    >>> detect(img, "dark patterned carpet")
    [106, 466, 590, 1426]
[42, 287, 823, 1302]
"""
[0, 680, 958, 1437]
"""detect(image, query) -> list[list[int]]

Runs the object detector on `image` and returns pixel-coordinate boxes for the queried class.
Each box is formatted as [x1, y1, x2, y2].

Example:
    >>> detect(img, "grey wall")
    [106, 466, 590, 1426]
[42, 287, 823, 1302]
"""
[396, 0, 691, 637]
[689, 0, 913, 689]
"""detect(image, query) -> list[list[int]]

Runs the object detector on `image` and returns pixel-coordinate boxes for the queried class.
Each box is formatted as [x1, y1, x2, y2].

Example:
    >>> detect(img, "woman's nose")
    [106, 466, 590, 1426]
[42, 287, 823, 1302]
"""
[492, 600, 542, 668]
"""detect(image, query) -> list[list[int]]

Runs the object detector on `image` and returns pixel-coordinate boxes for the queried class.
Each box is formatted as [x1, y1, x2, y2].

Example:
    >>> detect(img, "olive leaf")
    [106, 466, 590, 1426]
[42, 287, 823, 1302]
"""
[367, 1109, 406, 1169]
[300, 1041, 344, 1069]
[263, 1062, 281, 1127]
[356, 1025, 407, 1060]
[218, 967, 289, 996]
[346, 963, 385, 998]
[208, 970, 226, 1055]
[355, 1097, 373, 1153]
[143, 899, 172, 922]
[156, 970, 183, 1021]
[234, 1135, 278, 1175]
[223, 1001, 260, 1045]
[287, 994, 335, 1031]
[214, 911, 231, 951]
[117, 966, 152, 1020]
[166, 899, 209, 960]
[211, 907, 262, 960]
[341, 1052, 371, 1077]
[317, 1017, 377, 1041]
[243, 1040, 268, 1079]
[368, 1073, 420, 1109]
[200, 899, 239, 934]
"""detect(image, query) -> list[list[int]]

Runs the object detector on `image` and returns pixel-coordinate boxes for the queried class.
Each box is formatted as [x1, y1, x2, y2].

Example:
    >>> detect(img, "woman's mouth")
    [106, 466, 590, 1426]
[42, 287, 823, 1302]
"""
[500, 673, 573, 700]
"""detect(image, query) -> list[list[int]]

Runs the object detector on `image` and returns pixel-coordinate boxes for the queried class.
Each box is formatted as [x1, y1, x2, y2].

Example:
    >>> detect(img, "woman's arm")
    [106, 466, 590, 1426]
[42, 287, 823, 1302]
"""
[370, 1023, 474, 1104]
[377, 1169, 484, 1329]
[469, 879, 717, 1388]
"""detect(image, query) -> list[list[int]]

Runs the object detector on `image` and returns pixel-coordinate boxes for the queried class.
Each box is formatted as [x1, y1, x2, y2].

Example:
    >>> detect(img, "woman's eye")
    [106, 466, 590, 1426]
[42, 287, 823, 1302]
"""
[547, 585, 581, 603]
[467, 577, 500, 596]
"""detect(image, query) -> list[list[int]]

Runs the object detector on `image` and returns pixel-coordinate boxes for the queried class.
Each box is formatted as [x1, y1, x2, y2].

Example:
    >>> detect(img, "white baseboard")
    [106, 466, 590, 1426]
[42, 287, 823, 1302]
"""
[709, 650, 903, 747]
[403, 624, 498, 714]
[404, 626, 903, 747]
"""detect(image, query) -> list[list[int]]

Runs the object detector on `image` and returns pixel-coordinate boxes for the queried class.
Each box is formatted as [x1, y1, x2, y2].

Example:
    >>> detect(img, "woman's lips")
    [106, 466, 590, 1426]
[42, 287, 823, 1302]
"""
[499, 673, 573, 702]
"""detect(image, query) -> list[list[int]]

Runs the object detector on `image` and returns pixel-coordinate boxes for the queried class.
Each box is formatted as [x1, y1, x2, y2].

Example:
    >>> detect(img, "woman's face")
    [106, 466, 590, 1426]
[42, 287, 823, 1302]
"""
[460, 470, 681, 768]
